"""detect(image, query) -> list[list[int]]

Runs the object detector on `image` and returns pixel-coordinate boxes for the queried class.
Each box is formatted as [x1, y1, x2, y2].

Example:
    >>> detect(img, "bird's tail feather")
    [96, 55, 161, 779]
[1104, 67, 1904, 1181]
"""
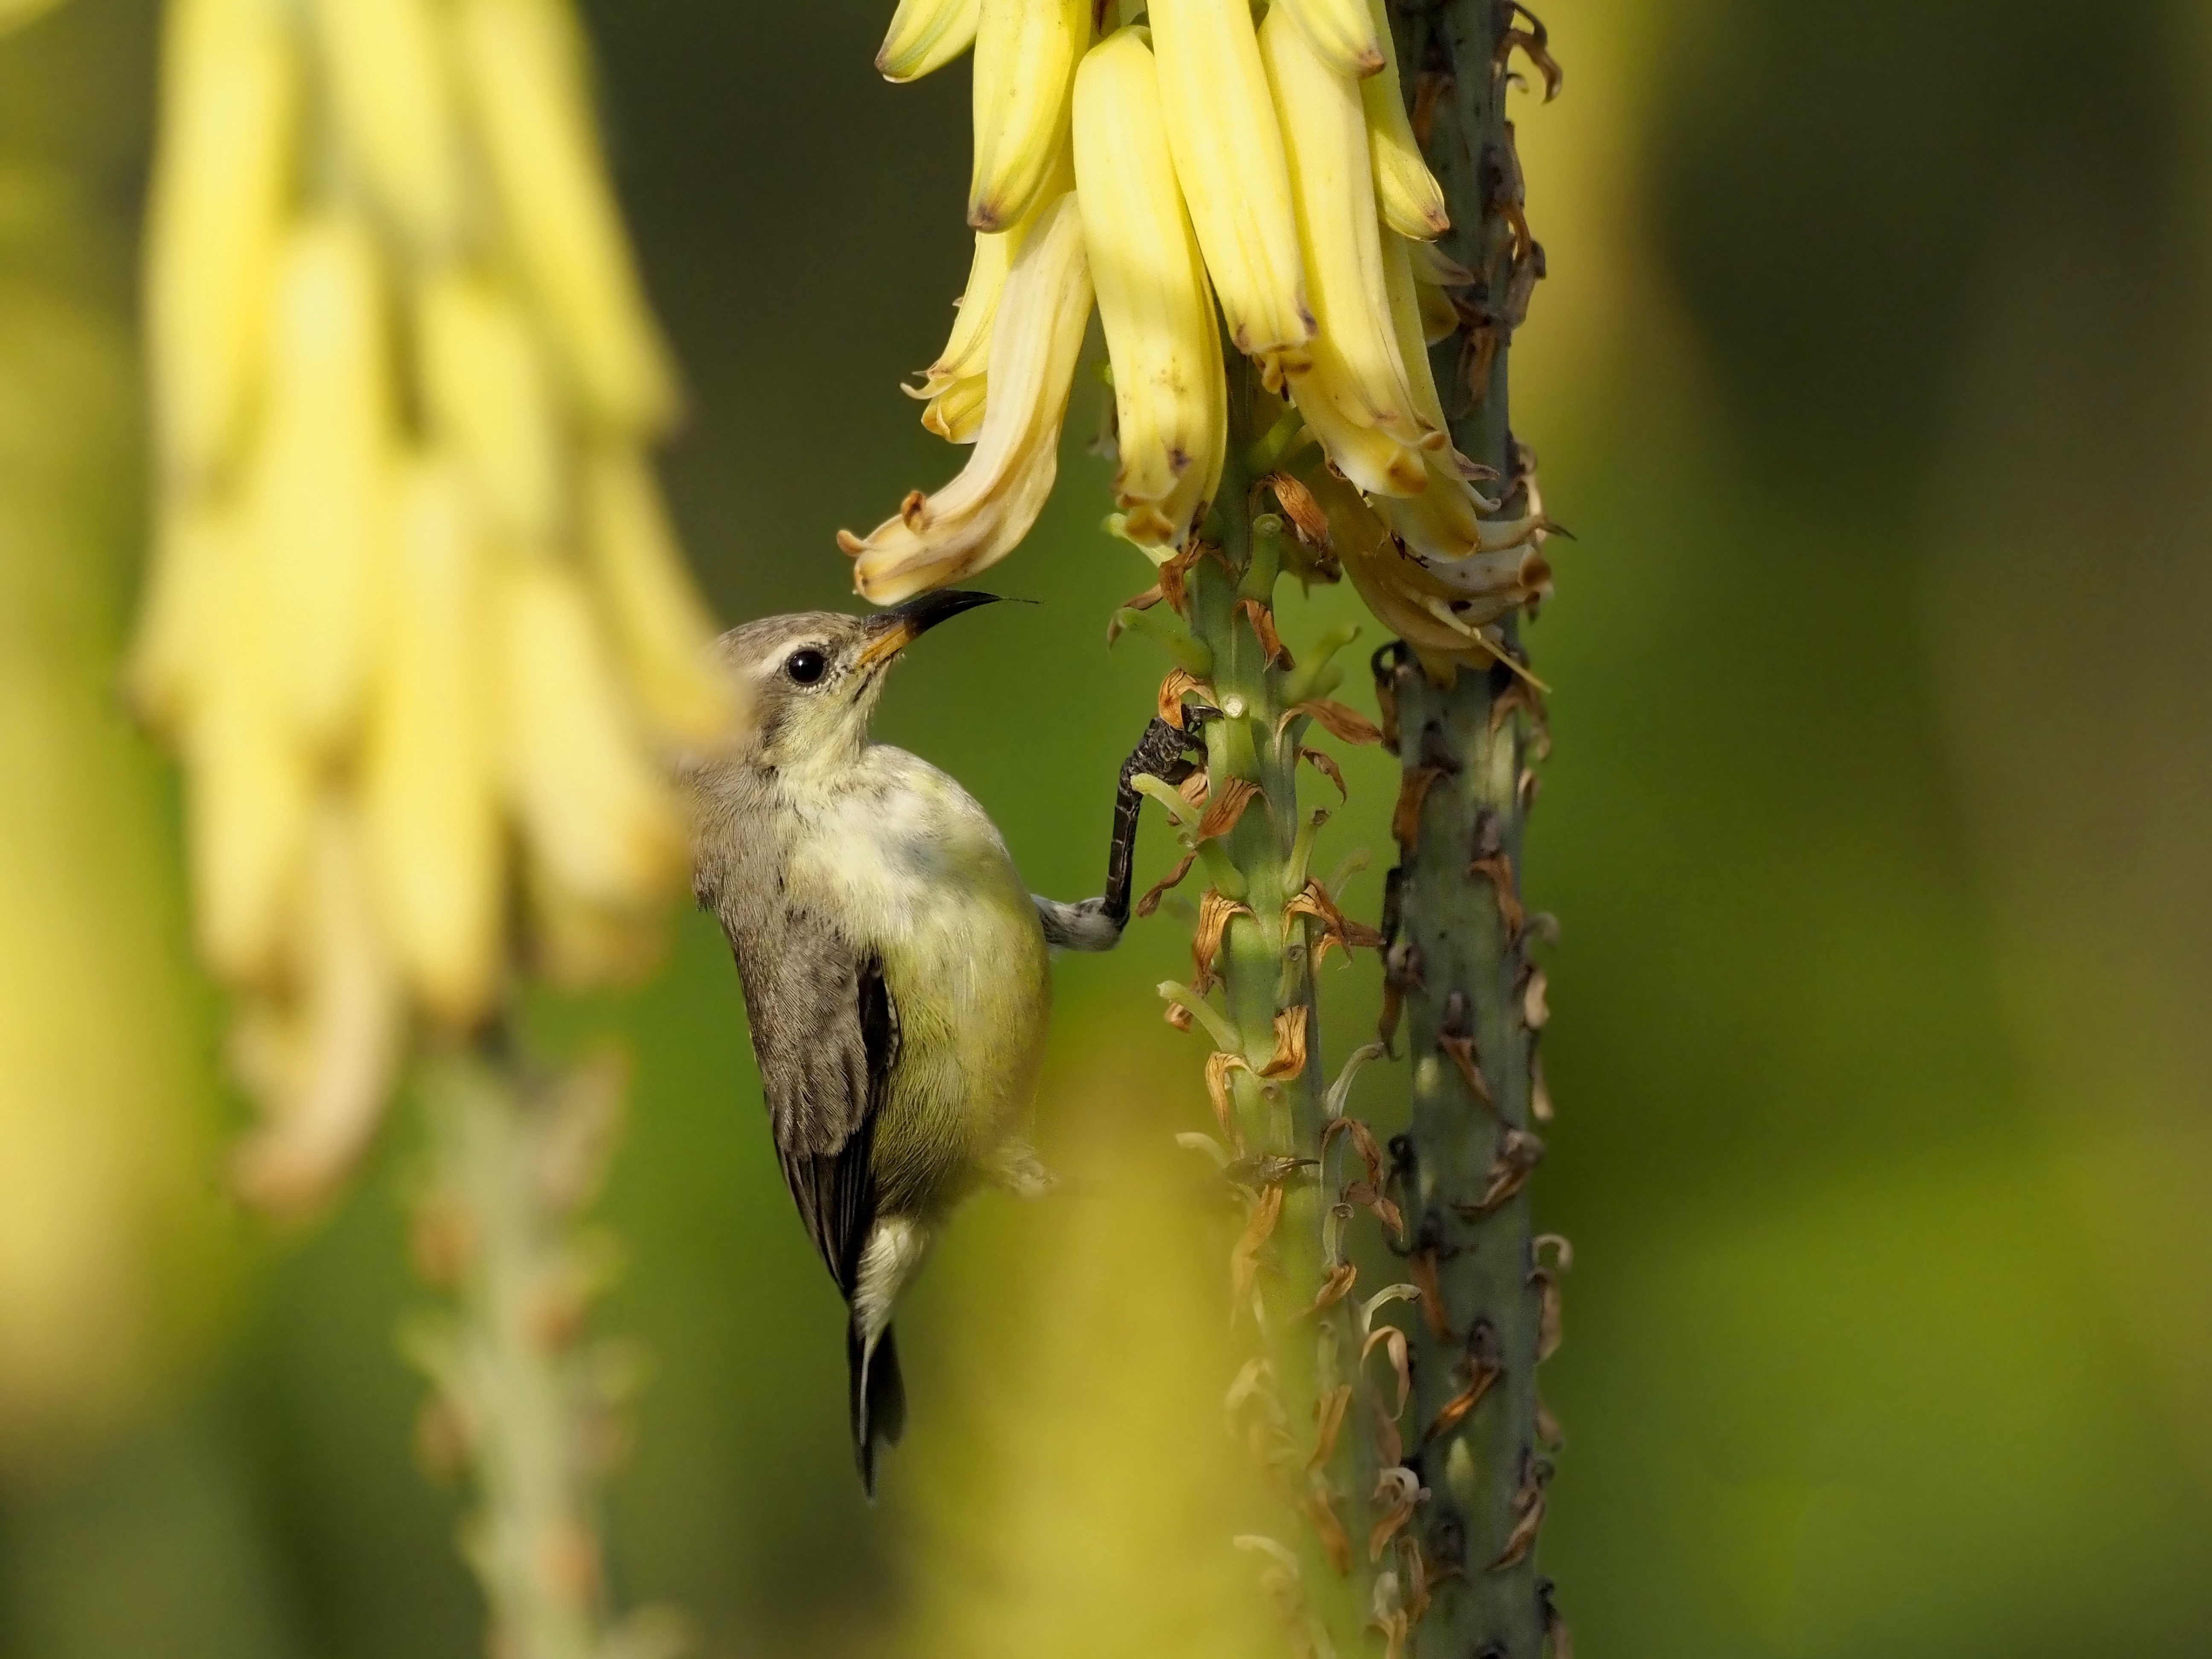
[847, 1317, 907, 1498]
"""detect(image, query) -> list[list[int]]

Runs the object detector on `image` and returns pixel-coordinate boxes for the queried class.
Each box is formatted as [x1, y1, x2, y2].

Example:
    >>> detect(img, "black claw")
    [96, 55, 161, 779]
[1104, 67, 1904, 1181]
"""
[1101, 716, 1213, 932]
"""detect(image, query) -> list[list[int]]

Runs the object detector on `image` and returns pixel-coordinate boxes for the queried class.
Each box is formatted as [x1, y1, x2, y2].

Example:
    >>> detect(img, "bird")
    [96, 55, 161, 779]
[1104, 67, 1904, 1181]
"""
[683, 589, 1202, 1493]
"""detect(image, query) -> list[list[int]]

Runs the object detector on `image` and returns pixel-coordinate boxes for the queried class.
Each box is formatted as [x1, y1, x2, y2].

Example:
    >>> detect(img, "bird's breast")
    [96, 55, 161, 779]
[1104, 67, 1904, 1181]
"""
[786, 760, 1050, 1209]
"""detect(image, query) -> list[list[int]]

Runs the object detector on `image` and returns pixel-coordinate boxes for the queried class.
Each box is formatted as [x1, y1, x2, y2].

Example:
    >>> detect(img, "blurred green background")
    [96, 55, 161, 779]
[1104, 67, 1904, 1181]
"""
[5, 0, 2212, 1654]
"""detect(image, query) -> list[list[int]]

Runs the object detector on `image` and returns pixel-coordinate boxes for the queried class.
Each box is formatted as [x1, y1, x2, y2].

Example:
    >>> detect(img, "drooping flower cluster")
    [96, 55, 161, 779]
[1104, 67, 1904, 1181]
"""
[130, 0, 735, 1210]
[845, 0, 1553, 668]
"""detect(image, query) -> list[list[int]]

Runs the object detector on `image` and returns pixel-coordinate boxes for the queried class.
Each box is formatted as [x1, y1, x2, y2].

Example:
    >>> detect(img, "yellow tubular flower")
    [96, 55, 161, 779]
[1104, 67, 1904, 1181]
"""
[1371, 454, 1489, 559]
[921, 372, 988, 442]
[144, 0, 299, 488]
[1319, 468, 1539, 676]
[455, 0, 678, 433]
[364, 460, 501, 1026]
[1277, 0, 1383, 78]
[578, 444, 741, 750]
[914, 228, 1013, 398]
[912, 140, 1070, 426]
[840, 192, 1095, 602]
[1152, 228, 1230, 546]
[1148, 0, 1314, 367]
[229, 803, 403, 1215]
[311, 0, 465, 255]
[878, 0, 980, 82]
[1382, 229, 1494, 486]
[247, 211, 393, 757]
[966, 0, 1086, 233]
[1360, 0, 1448, 241]
[137, 0, 730, 1214]
[1261, 5, 1435, 452]
[184, 510, 312, 984]
[524, 857, 665, 988]
[1074, 26, 1224, 550]
[417, 268, 565, 545]
[1374, 232, 1559, 574]
[497, 559, 687, 911]
[1286, 364, 1425, 497]
[128, 502, 223, 739]
[1382, 233, 1451, 431]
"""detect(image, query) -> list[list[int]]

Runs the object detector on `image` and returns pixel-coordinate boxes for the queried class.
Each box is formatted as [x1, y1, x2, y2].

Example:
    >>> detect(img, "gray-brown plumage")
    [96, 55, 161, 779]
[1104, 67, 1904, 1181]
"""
[684, 591, 1145, 1494]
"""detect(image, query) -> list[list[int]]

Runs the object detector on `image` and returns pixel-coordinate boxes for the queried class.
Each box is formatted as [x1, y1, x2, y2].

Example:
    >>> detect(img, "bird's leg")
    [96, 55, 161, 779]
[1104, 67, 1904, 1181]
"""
[985, 1139, 1059, 1198]
[1033, 710, 1216, 952]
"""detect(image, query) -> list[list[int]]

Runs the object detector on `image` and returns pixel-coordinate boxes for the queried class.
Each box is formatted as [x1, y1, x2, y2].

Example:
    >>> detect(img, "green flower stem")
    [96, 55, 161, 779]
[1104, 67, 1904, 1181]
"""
[407, 1046, 675, 1659]
[1385, 2, 1561, 1654]
[1171, 355, 1381, 1655]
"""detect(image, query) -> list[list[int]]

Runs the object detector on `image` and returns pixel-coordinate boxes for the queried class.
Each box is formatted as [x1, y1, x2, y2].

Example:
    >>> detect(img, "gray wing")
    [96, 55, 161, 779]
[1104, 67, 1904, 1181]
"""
[725, 901, 899, 1294]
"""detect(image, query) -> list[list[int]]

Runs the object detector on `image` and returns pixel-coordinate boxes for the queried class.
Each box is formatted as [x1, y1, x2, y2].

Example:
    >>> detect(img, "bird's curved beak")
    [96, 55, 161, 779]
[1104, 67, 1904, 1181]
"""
[854, 589, 1004, 669]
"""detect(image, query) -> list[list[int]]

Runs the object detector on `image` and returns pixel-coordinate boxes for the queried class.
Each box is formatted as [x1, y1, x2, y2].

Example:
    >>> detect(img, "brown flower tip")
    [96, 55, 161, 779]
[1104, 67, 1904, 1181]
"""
[1204, 1049, 1252, 1151]
[1156, 666, 1216, 729]
[1263, 471, 1332, 549]
[1391, 765, 1444, 850]
[1236, 597, 1295, 667]
[1279, 697, 1383, 745]
[1467, 850, 1526, 939]
[1362, 1322, 1413, 1418]
[1135, 848, 1197, 918]
[1297, 1486, 1355, 1576]
[1230, 1182, 1284, 1313]
[1191, 888, 1255, 994]
[1298, 746, 1347, 801]
[1309, 1383, 1355, 1474]
[1196, 776, 1262, 841]
[1303, 1259, 1359, 1319]
[1259, 1005, 1309, 1080]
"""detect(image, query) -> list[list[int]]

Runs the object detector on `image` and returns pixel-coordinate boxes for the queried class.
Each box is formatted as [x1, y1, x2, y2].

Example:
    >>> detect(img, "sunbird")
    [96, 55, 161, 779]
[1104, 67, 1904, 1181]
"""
[685, 591, 1200, 1493]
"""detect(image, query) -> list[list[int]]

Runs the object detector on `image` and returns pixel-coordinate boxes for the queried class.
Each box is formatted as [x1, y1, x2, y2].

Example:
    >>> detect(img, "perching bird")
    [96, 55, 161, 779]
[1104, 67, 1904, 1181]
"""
[684, 590, 1199, 1493]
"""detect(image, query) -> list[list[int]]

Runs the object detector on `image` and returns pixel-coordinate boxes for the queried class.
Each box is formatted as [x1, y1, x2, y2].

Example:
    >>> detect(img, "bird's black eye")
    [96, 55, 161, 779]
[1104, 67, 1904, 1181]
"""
[783, 647, 829, 686]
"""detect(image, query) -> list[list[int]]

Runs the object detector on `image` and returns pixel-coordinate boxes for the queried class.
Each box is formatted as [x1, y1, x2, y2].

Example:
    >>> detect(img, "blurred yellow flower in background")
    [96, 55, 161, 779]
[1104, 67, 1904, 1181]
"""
[129, 0, 740, 1214]
[0, 163, 223, 1461]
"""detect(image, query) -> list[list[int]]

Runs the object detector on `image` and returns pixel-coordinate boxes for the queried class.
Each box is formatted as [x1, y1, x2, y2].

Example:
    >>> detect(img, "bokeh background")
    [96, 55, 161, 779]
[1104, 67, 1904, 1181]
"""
[6, 0, 2212, 1654]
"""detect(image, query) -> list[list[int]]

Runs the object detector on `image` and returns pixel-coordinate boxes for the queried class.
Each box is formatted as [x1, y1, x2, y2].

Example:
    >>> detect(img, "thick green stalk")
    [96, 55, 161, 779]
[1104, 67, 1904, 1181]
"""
[1382, 2, 1562, 1655]
[1172, 358, 1383, 1654]
[407, 1046, 677, 1659]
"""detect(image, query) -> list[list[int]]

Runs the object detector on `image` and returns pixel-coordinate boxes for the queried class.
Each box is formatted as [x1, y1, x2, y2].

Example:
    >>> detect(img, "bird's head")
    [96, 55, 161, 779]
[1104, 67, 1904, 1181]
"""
[710, 590, 1004, 777]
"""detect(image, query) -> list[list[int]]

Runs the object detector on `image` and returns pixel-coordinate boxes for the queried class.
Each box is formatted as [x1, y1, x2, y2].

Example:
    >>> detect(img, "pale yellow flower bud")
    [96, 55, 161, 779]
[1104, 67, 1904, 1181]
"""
[877, 0, 979, 83]
[841, 191, 1094, 602]
[1149, 0, 1314, 366]
[1359, 0, 1448, 240]
[920, 373, 988, 443]
[524, 856, 666, 990]
[364, 460, 503, 1026]
[417, 268, 565, 545]
[144, 0, 299, 487]
[578, 444, 741, 751]
[914, 229, 1013, 399]
[1074, 26, 1225, 550]
[183, 513, 312, 985]
[454, 0, 678, 433]
[967, 0, 1088, 233]
[1261, 5, 1435, 452]
[244, 210, 394, 757]
[127, 501, 224, 738]
[497, 559, 687, 909]
[311, 0, 466, 255]
[230, 802, 402, 1215]
[1276, 0, 1384, 79]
